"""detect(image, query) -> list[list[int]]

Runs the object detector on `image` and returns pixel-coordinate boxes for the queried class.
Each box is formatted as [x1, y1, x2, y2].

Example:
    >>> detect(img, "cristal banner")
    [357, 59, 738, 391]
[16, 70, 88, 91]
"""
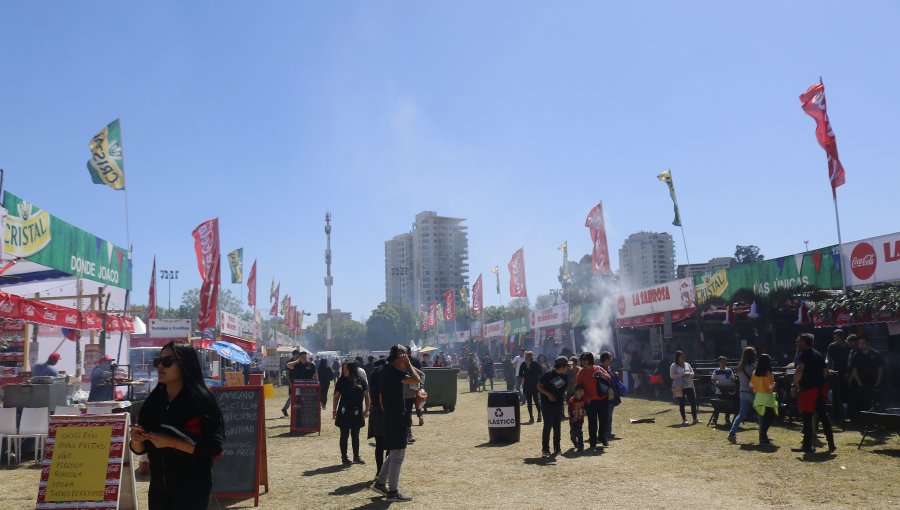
[3, 191, 133, 289]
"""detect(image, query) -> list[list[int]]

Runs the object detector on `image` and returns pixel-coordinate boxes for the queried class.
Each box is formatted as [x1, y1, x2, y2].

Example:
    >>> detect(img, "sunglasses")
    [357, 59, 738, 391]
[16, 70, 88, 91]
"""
[153, 356, 177, 368]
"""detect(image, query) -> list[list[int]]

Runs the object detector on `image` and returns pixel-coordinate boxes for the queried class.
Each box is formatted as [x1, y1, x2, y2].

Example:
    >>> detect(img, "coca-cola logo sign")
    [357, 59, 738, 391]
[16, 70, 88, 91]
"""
[850, 242, 876, 280]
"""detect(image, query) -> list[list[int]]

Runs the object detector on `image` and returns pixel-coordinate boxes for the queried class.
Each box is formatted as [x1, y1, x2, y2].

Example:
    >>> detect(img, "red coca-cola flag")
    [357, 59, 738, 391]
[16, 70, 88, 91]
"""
[270, 283, 280, 317]
[508, 248, 528, 298]
[428, 301, 438, 327]
[247, 259, 257, 308]
[192, 218, 220, 331]
[148, 256, 157, 319]
[443, 289, 456, 321]
[585, 202, 612, 273]
[800, 81, 846, 198]
[472, 274, 483, 314]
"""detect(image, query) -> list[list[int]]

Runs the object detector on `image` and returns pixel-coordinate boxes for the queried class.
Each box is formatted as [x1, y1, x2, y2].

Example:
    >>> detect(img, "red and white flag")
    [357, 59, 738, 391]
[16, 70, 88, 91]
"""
[246, 259, 257, 309]
[192, 218, 220, 331]
[270, 283, 280, 317]
[428, 301, 438, 327]
[800, 81, 846, 198]
[472, 274, 483, 314]
[443, 289, 456, 321]
[283, 296, 292, 328]
[148, 256, 157, 319]
[508, 248, 528, 298]
[585, 202, 612, 273]
[421, 311, 428, 332]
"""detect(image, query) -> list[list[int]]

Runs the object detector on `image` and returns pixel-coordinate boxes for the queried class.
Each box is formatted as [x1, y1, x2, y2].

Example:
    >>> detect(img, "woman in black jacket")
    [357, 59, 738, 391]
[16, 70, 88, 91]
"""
[318, 358, 334, 410]
[333, 361, 369, 465]
[129, 341, 225, 510]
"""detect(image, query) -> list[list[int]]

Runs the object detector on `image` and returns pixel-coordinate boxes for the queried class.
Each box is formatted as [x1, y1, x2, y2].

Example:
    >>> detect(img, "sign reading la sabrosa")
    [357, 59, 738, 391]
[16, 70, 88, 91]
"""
[617, 278, 695, 319]
[3, 191, 132, 290]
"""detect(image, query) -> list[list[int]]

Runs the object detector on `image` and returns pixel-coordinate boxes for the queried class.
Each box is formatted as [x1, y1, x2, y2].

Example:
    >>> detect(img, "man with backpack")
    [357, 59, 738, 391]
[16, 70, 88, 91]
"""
[575, 352, 612, 449]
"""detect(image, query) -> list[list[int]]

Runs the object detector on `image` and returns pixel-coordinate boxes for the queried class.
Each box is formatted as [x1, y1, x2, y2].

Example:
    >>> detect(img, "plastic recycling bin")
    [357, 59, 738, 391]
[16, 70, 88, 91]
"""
[421, 367, 460, 412]
[487, 391, 521, 443]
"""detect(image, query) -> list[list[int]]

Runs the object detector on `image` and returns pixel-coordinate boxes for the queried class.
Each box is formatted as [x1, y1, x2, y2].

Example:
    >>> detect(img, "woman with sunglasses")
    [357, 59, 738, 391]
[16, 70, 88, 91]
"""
[129, 341, 225, 510]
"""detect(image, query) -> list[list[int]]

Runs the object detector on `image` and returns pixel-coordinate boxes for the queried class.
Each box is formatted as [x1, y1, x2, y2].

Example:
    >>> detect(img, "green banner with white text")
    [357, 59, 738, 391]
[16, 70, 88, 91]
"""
[693, 247, 841, 304]
[3, 191, 133, 289]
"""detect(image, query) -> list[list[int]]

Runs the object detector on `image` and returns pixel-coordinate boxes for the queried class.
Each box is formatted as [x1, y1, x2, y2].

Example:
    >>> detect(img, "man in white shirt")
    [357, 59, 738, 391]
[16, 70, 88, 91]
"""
[512, 348, 526, 405]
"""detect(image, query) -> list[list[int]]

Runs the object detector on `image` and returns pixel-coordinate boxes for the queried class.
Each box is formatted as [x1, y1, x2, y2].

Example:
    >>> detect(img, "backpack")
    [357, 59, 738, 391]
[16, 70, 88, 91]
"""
[594, 369, 614, 400]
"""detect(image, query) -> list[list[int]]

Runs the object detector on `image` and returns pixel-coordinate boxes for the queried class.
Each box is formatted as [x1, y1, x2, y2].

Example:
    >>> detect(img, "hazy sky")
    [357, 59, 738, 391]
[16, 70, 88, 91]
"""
[1, 1, 898, 321]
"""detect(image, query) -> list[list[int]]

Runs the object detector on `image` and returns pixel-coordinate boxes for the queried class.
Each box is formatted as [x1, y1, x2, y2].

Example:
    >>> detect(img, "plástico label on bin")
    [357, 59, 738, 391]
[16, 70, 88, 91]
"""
[488, 406, 516, 427]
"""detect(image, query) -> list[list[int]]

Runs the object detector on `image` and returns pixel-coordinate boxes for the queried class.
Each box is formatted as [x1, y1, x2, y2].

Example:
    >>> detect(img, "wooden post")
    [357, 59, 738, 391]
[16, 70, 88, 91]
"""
[23, 322, 33, 373]
[75, 279, 83, 391]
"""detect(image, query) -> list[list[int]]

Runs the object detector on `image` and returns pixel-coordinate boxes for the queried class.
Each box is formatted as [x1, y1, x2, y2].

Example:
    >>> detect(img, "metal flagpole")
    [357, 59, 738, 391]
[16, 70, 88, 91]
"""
[679, 225, 691, 267]
[833, 193, 847, 292]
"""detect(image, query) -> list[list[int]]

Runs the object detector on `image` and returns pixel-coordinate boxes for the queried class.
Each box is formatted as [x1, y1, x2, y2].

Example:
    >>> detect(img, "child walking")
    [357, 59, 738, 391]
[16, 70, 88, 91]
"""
[568, 384, 587, 451]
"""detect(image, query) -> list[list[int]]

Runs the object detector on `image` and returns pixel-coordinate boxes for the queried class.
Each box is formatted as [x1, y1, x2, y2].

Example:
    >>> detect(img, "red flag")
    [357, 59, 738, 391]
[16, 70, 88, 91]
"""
[800, 82, 846, 198]
[508, 248, 528, 298]
[191, 218, 220, 331]
[472, 274, 483, 314]
[270, 284, 280, 317]
[585, 202, 612, 273]
[283, 296, 292, 328]
[428, 301, 438, 327]
[148, 256, 157, 319]
[246, 259, 257, 308]
[443, 289, 456, 321]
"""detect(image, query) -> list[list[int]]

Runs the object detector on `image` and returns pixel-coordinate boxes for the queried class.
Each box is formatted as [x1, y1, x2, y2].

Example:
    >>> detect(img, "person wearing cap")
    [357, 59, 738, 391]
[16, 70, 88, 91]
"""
[536, 356, 571, 456]
[33, 352, 62, 378]
[710, 356, 735, 427]
[88, 355, 116, 402]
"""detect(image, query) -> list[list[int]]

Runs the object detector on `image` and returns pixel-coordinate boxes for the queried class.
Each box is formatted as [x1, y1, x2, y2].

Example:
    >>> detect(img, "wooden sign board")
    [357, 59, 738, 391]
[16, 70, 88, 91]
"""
[290, 380, 321, 434]
[36, 413, 138, 510]
[212, 386, 268, 507]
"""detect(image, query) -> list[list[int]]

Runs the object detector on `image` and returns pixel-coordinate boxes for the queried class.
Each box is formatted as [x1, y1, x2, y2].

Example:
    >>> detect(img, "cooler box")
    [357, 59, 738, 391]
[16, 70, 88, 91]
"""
[422, 367, 459, 412]
[248, 373, 264, 386]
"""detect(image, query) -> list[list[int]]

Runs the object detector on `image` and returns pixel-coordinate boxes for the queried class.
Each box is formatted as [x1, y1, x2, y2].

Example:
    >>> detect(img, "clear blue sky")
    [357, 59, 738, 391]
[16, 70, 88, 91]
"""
[1, 1, 897, 321]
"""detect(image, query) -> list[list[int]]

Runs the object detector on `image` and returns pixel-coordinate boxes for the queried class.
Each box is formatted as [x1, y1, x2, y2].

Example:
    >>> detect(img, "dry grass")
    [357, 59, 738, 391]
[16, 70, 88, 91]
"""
[2, 385, 898, 509]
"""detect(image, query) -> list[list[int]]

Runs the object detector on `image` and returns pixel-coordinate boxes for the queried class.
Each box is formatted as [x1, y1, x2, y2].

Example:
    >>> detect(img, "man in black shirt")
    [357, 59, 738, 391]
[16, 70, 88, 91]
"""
[791, 334, 835, 453]
[849, 337, 884, 418]
[371, 345, 420, 503]
[825, 329, 851, 426]
[282, 350, 317, 417]
[537, 356, 570, 456]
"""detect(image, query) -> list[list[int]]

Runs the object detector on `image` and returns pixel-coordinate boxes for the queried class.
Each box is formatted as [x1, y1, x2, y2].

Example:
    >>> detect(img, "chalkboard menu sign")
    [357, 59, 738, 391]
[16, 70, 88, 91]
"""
[212, 386, 267, 507]
[290, 380, 321, 434]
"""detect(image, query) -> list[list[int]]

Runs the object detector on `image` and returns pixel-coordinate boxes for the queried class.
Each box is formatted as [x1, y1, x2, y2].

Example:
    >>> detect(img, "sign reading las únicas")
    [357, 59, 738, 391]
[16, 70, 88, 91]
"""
[2, 191, 133, 290]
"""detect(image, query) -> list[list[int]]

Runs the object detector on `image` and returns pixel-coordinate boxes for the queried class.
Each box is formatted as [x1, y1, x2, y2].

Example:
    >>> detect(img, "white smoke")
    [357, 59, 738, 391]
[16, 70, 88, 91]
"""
[583, 277, 619, 355]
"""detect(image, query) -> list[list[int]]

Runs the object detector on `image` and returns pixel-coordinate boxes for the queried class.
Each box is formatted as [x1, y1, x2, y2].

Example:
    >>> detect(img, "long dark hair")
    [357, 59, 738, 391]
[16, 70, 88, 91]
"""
[754, 354, 772, 377]
[674, 350, 685, 366]
[737, 346, 757, 374]
[342, 361, 360, 381]
[150, 341, 223, 427]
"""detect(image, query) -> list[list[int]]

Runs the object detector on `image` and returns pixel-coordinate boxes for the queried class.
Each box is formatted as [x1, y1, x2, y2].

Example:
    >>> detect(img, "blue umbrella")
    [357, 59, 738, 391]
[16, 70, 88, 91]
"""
[210, 340, 253, 365]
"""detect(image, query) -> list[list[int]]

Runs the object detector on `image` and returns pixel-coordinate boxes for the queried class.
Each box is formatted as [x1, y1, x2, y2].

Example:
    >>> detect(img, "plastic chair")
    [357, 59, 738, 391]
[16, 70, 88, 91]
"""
[86, 406, 113, 415]
[52, 406, 82, 416]
[7, 407, 49, 463]
[0, 408, 18, 466]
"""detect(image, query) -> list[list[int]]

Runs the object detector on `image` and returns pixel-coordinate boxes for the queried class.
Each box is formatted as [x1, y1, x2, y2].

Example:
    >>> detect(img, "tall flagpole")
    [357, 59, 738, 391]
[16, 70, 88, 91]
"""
[833, 192, 847, 292]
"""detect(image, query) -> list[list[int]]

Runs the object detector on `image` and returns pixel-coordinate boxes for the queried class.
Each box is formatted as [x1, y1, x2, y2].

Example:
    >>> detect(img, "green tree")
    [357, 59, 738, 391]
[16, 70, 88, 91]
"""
[366, 302, 401, 350]
[176, 288, 243, 329]
[733, 245, 764, 265]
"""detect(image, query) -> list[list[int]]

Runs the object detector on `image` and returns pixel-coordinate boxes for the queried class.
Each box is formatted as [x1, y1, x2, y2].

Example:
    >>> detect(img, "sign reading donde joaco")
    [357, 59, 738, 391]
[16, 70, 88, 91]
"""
[2, 191, 132, 289]
[842, 232, 900, 287]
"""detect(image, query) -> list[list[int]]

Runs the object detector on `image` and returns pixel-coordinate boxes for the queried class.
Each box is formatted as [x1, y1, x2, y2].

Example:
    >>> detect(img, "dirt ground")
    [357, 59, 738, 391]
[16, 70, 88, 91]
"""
[1, 384, 898, 509]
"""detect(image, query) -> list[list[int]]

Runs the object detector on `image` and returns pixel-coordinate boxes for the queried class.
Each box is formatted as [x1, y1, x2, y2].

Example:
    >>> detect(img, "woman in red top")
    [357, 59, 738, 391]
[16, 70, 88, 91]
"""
[575, 352, 612, 449]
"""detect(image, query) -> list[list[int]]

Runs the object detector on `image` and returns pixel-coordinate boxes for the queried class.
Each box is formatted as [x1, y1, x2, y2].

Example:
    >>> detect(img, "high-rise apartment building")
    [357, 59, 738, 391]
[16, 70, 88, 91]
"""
[618, 232, 676, 289]
[676, 257, 734, 279]
[385, 211, 469, 312]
